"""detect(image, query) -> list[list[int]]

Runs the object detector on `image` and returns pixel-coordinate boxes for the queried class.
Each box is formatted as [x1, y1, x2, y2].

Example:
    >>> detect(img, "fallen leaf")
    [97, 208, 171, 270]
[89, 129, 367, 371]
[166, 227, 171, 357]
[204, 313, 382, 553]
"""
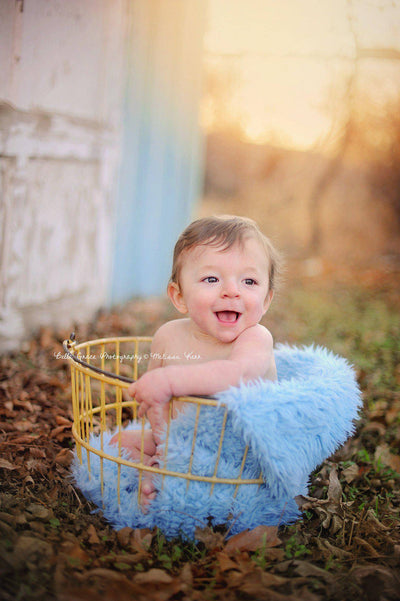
[291, 559, 335, 582]
[51, 424, 70, 438]
[131, 528, 153, 554]
[297, 489, 344, 533]
[362, 421, 386, 435]
[385, 405, 400, 425]
[225, 569, 245, 589]
[327, 465, 342, 503]
[13, 535, 53, 570]
[62, 542, 91, 565]
[239, 568, 287, 595]
[0, 421, 15, 432]
[56, 416, 72, 426]
[262, 547, 286, 562]
[14, 399, 34, 412]
[26, 458, 48, 473]
[294, 586, 322, 601]
[57, 579, 146, 601]
[353, 536, 381, 557]
[295, 495, 312, 510]
[117, 526, 134, 547]
[195, 525, 225, 551]
[134, 568, 173, 584]
[14, 420, 34, 433]
[55, 448, 73, 466]
[82, 567, 126, 581]
[0, 458, 17, 470]
[115, 552, 145, 567]
[29, 446, 46, 459]
[225, 525, 281, 554]
[179, 562, 193, 589]
[342, 463, 359, 483]
[26, 503, 51, 521]
[13, 435, 40, 445]
[365, 508, 389, 531]
[216, 551, 238, 572]
[352, 564, 400, 599]
[87, 524, 100, 544]
[315, 537, 352, 560]
[375, 444, 400, 473]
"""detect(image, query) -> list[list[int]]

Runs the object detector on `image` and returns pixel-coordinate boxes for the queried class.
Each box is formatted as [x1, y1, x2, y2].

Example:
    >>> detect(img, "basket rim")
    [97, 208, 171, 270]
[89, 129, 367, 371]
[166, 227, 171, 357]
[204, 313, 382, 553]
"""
[63, 335, 217, 403]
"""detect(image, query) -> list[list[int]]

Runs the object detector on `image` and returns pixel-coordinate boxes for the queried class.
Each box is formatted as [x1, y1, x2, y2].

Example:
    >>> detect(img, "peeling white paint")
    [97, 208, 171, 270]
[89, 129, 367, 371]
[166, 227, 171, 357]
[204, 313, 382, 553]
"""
[0, 0, 206, 351]
[0, 0, 127, 351]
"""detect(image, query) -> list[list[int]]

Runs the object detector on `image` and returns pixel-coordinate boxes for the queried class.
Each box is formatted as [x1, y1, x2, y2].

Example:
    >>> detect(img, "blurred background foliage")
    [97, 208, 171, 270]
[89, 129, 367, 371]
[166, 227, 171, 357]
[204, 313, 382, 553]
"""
[198, 0, 400, 281]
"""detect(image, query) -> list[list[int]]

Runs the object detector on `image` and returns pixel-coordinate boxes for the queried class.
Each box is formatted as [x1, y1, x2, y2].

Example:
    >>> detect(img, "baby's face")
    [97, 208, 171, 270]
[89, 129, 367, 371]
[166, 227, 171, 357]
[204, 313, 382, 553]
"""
[174, 237, 272, 344]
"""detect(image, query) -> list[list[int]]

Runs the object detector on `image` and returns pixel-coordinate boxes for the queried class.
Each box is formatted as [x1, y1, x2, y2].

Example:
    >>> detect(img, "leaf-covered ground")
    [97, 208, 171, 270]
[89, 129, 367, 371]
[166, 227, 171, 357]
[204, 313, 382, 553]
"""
[1, 274, 399, 601]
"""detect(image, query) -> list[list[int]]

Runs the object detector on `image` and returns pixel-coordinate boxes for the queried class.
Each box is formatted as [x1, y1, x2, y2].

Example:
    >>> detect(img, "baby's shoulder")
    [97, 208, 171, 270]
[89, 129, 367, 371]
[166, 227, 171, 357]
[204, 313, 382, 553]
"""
[241, 323, 273, 342]
[257, 323, 273, 341]
[152, 318, 190, 341]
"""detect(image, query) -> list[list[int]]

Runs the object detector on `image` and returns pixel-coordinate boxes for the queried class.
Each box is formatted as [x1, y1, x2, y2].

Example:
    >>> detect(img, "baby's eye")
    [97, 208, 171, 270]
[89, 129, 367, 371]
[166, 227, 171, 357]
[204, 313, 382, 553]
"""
[244, 278, 257, 286]
[203, 276, 218, 284]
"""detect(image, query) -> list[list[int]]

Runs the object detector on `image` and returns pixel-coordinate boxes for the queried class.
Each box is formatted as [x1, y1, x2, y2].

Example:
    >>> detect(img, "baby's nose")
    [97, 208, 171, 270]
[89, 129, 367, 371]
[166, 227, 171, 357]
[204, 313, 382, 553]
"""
[222, 280, 239, 297]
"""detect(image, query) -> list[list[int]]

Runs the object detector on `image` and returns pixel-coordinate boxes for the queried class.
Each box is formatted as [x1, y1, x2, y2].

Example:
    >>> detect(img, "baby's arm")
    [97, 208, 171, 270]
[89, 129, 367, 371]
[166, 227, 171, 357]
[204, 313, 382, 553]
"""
[131, 326, 171, 444]
[129, 324, 274, 425]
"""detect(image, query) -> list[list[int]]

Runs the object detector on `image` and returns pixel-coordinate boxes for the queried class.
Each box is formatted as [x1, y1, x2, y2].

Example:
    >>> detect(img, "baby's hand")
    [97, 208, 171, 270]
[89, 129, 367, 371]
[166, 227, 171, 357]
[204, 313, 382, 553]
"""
[128, 368, 173, 418]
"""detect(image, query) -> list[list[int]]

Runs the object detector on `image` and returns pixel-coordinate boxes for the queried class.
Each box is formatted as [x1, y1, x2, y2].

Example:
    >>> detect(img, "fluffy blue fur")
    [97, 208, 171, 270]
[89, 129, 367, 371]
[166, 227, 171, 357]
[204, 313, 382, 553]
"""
[72, 345, 362, 539]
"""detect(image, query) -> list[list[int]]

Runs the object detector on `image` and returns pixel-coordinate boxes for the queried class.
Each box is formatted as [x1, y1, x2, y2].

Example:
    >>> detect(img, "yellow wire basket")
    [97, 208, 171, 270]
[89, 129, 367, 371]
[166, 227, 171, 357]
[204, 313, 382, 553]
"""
[63, 335, 263, 505]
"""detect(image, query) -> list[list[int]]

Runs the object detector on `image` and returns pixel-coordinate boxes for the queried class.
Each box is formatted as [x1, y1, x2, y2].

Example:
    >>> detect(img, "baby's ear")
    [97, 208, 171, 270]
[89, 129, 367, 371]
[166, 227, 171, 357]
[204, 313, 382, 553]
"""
[263, 289, 274, 314]
[167, 282, 188, 314]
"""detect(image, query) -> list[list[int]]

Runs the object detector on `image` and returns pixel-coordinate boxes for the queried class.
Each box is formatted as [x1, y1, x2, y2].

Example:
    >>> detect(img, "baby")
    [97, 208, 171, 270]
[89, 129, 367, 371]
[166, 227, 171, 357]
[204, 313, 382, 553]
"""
[111, 215, 281, 509]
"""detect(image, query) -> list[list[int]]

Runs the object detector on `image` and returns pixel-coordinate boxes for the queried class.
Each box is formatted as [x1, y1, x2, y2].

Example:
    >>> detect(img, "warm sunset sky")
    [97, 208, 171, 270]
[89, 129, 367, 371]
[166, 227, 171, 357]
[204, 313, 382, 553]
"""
[203, 0, 400, 149]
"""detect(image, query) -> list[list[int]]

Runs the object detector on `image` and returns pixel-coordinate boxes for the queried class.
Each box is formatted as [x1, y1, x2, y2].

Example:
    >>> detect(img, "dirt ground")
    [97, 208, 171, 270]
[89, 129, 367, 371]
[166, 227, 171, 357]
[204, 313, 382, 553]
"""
[0, 274, 399, 601]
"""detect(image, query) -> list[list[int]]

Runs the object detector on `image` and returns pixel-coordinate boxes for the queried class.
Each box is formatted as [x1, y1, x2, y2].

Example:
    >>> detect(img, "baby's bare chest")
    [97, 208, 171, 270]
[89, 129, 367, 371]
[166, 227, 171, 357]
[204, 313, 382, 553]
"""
[161, 332, 232, 367]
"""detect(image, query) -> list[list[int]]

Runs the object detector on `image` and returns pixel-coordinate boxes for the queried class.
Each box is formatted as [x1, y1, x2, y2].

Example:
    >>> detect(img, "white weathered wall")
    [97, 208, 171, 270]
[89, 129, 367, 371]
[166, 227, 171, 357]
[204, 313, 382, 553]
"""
[0, 0, 127, 351]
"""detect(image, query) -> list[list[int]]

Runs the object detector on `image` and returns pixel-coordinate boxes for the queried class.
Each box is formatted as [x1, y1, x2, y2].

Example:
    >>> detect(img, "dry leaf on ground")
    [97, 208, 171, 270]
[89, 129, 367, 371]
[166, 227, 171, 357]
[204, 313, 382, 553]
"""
[225, 525, 282, 553]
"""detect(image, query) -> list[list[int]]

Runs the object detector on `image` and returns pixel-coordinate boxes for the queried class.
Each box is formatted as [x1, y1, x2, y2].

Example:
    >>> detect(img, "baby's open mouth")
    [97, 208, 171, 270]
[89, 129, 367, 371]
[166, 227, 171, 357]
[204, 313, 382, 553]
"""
[216, 311, 240, 323]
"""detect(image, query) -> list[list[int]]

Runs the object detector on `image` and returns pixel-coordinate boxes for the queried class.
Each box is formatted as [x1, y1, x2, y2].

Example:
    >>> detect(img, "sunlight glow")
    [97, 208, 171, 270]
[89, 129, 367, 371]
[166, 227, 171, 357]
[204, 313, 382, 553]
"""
[204, 0, 400, 150]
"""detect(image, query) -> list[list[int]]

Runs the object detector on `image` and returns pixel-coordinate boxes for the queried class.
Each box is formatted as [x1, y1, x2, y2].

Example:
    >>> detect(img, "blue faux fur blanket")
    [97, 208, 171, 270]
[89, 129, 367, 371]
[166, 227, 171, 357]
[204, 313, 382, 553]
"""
[72, 345, 362, 539]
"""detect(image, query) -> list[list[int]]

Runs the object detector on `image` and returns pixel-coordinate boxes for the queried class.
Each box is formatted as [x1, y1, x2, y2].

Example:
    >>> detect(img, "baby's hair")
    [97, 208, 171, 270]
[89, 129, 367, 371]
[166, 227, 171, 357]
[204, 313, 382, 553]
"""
[170, 215, 282, 292]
